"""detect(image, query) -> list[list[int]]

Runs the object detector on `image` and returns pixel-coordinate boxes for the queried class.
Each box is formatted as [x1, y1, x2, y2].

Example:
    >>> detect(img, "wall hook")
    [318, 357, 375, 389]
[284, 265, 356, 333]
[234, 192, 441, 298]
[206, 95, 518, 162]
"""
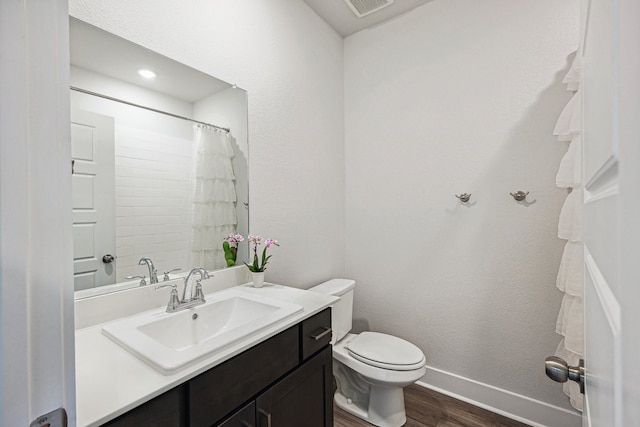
[455, 193, 472, 203]
[510, 191, 529, 201]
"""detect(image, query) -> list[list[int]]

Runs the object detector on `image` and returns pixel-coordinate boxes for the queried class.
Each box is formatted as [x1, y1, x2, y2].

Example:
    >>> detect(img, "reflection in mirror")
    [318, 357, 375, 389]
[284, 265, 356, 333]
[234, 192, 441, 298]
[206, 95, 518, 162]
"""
[70, 18, 249, 299]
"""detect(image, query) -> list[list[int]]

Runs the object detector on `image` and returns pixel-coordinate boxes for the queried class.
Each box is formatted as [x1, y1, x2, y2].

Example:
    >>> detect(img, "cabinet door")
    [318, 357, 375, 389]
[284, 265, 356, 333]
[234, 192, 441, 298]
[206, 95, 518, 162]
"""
[256, 346, 333, 427]
[189, 327, 298, 426]
[218, 401, 255, 427]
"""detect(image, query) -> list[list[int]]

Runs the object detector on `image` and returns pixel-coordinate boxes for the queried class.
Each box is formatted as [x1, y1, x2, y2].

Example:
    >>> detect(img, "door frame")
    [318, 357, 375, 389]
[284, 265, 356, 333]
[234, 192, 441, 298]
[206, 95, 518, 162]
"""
[0, 0, 76, 425]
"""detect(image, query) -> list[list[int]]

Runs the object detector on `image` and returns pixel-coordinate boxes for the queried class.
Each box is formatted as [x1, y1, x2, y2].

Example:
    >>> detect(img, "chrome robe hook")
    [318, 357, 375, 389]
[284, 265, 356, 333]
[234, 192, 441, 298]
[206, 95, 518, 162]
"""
[455, 193, 471, 203]
[510, 191, 529, 201]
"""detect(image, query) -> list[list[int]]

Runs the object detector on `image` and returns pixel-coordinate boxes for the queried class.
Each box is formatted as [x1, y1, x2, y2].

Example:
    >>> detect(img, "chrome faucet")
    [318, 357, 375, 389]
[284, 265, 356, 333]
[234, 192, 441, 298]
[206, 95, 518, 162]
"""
[155, 268, 210, 313]
[139, 257, 159, 284]
[182, 268, 210, 302]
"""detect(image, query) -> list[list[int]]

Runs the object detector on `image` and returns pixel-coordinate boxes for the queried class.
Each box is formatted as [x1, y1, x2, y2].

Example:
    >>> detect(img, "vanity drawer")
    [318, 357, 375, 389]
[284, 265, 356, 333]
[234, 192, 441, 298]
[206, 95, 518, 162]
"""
[102, 384, 186, 426]
[188, 325, 298, 427]
[300, 308, 332, 360]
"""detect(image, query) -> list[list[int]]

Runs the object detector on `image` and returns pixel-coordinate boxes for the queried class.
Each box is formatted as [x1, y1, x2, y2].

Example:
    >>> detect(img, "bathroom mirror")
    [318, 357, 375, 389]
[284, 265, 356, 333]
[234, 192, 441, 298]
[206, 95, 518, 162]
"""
[70, 18, 249, 298]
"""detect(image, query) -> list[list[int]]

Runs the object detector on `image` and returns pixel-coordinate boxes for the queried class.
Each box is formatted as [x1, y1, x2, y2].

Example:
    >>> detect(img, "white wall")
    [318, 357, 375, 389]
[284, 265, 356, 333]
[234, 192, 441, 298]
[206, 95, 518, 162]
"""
[344, 0, 579, 416]
[69, 0, 346, 287]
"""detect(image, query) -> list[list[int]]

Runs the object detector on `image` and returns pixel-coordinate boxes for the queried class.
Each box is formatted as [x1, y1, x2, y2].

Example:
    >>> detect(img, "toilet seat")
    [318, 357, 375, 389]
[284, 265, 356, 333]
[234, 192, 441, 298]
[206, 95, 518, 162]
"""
[346, 332, 425, 371]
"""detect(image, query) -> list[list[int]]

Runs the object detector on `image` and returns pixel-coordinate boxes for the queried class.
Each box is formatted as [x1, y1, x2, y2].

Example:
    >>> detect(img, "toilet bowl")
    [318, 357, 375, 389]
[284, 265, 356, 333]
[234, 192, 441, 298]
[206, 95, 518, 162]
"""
[309, 279, 426, 427]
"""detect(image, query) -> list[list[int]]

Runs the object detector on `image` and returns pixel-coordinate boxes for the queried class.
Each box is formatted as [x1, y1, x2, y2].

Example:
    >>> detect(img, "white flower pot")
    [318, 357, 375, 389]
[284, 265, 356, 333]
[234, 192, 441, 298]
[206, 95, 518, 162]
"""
[251, 271, 265, 288]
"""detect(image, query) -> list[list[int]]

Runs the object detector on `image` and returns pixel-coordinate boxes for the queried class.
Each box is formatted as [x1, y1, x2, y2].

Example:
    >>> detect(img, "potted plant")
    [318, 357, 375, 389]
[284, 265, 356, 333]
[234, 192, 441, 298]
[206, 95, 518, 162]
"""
[222, 233, 244, 267]
[244, 235, 279, 288]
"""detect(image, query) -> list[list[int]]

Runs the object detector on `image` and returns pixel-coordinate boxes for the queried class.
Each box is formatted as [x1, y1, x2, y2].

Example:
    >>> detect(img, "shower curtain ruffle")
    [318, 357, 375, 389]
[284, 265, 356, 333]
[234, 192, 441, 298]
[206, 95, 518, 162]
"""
[552, 51, 583, 411]
[553, 89, 582, 141]
[557, 188, 582, 241]
[556, 136, 582, 188]
[190, 126, 238, 270]
[192, 179, 237, 203]
[562, 52, 582, 91]
[556, 241, 583, 297]
[192, 202, 237, 226]
[555, 293, 584, 353]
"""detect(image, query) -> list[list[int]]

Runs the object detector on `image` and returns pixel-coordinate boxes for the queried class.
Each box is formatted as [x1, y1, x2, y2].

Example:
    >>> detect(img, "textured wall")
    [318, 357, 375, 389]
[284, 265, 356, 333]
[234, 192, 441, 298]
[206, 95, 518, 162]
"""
[70, 0, 346, 287]
[344, 0, 579, 409]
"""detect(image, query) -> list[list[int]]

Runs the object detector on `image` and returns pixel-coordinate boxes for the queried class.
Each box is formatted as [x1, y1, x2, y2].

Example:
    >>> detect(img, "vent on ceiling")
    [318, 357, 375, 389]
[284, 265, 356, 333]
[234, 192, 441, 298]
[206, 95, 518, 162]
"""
[344, 0, 394, 18]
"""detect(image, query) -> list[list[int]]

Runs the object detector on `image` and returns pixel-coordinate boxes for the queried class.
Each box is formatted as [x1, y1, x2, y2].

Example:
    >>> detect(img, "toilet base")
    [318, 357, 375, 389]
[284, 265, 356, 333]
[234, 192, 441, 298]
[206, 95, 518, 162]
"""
[334, 386, 406, 427]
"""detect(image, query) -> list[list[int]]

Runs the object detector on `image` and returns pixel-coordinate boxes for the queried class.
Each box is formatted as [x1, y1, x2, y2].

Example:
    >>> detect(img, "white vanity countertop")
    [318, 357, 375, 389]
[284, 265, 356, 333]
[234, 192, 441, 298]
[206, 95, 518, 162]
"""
[75, 283, 337, 427]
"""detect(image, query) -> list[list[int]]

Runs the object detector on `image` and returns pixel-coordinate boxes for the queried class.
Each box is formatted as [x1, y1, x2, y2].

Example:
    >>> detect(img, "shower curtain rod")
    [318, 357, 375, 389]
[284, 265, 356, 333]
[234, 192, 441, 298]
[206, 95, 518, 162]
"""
[70, 86, 230, 133]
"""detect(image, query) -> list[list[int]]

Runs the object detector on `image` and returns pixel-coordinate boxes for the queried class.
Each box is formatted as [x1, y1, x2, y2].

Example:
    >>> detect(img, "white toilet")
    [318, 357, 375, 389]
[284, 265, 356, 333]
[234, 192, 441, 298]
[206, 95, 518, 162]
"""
[309, 279, 426, 427]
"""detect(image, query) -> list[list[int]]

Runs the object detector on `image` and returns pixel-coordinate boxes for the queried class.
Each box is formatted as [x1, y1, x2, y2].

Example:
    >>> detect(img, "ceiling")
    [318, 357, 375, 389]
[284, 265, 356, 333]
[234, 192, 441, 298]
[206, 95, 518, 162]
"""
[69, 18, 230, 103]
[303, 0, 434, 37]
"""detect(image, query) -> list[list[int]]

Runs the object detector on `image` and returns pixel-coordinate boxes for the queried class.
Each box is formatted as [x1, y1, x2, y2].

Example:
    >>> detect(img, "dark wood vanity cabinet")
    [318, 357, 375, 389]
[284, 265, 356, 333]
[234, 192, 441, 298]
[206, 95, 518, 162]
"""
[102, 385, 188, 427]
[101, 308, 333, 427]
[255, 347, 333, 427]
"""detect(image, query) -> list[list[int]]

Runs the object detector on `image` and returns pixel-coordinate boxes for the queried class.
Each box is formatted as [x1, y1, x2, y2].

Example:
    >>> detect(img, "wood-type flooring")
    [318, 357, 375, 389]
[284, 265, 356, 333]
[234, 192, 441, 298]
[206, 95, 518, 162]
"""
[334, 384, 531, 427]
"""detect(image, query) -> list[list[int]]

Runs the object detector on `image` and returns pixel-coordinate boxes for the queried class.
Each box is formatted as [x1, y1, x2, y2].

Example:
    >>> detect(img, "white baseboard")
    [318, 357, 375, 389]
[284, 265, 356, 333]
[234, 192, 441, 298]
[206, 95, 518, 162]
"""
[417, 366, 581, 427]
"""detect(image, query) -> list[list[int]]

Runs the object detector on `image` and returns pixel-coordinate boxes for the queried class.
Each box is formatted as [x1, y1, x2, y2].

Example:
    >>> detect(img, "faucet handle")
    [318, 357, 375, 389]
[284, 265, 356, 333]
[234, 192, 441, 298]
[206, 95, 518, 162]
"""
[155, 284, 180, 312]
[193, 280, 206, 303]
[125, 275, 146, 286]
[163, 268, 181, 281]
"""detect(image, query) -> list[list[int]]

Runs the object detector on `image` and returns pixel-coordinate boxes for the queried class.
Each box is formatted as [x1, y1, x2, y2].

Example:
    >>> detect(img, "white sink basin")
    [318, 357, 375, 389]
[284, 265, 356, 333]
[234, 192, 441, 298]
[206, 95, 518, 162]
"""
[102, 288, 303, 374]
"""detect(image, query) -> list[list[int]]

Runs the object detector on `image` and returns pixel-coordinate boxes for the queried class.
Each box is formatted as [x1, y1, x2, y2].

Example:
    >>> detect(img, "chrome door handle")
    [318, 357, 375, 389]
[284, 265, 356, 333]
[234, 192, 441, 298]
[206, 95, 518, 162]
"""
[545, 356, 585, 394]
[258, 409, 272, 427]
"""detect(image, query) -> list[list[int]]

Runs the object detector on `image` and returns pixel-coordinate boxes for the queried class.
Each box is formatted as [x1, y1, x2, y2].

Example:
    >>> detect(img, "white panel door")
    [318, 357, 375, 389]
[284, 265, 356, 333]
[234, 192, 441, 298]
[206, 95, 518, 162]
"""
[71, 109, 116, 289]
[616, 1, 640, 425]
[581, 0, 640, 425]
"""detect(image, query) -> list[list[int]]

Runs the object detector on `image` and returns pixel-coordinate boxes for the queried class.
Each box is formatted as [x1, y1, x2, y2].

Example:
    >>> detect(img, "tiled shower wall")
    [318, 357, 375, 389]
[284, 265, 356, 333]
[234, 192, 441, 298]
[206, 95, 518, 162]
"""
[114, 126, 192, 281]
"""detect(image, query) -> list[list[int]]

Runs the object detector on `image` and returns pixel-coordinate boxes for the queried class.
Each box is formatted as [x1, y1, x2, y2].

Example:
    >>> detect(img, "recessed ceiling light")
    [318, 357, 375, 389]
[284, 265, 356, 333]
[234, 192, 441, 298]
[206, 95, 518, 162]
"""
[137, 68, 156, 79]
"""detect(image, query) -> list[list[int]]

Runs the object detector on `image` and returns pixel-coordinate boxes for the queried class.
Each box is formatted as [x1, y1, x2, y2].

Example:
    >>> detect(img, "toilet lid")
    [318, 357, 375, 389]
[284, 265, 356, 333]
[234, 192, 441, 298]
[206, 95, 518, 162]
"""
[346, 332, 425, 371]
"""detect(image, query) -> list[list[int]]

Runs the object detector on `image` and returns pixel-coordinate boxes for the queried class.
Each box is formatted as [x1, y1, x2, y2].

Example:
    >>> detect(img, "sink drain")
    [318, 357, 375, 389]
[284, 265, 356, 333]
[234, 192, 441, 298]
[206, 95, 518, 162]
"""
[192, 313, 198, 320]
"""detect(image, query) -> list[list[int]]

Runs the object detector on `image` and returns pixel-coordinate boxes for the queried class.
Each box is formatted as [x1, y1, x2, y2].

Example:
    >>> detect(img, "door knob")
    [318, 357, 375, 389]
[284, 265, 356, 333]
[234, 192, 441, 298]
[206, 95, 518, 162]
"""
[545, 356, 584, 394]
[102, 254, 116, 264]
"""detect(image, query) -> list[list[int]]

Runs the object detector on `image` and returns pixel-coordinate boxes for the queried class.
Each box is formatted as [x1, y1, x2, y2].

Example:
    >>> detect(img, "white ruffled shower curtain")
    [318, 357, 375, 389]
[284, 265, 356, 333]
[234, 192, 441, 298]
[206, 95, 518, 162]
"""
[552, 52, 583, 411]
[190, 125, 238, 270]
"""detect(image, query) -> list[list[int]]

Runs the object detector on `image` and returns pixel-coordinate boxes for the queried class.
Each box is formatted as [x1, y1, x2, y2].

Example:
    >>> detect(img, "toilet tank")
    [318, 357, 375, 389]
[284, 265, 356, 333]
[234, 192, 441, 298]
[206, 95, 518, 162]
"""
[308, 279, 356, 344]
